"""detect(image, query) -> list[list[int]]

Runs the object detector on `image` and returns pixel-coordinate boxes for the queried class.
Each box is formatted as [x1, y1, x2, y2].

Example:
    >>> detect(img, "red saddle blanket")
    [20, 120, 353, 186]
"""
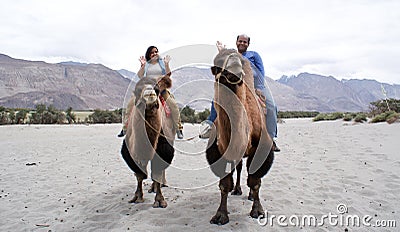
[159, 96, 171, 117]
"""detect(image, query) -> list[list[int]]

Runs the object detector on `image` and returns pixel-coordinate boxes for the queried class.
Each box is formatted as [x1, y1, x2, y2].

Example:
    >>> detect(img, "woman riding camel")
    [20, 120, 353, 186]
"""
[118, 45, 184, 139]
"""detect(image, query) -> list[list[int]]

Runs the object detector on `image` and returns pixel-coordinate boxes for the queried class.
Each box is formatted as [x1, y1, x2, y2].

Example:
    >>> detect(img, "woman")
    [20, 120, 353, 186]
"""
[118, 46, 183, 139]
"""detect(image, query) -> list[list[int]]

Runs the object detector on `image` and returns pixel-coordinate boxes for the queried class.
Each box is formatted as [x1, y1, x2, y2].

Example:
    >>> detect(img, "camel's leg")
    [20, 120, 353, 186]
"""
[152, 181, 168, 208]
[148, 181, 156, 193]
[231, 159, 243, 195]
[150, 167, 168, 208]
[161, 170, 168, 187]
[246, 147, 274, 218]
[129, 172, 146, 203]
[248, 188, 254, 201]
[148, 170, 167, 193]
[121, 140, 148, 203]
[151, 141, 172, 208]
[246, 145, 255, 202]
[210, 174, 233, 225]
[248, 176, 264, 218]
[206, 136, 235, 224]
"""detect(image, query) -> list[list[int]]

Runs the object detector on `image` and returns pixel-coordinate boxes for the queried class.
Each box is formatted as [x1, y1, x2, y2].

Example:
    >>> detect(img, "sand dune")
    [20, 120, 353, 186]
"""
[0, 119, 399, 231]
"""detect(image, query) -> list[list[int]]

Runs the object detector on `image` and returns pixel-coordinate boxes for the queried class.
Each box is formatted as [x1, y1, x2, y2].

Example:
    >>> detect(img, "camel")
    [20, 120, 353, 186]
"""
[120, 72, 175, 208]
[206, 49, 274, 225]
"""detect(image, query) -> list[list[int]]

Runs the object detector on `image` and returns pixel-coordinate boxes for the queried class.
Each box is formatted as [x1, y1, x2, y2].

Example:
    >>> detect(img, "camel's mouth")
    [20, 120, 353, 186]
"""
[142, 87, 158, 104]
[219, 70, 243, 84]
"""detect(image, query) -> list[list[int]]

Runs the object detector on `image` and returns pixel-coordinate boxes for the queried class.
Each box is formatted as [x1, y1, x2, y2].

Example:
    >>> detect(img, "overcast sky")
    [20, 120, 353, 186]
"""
[1, 0, 399, 84]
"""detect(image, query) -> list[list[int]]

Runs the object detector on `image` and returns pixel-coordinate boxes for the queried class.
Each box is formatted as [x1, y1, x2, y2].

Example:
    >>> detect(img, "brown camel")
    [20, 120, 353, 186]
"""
[206, 49, 274, 225]
[120, 72, 175, 208]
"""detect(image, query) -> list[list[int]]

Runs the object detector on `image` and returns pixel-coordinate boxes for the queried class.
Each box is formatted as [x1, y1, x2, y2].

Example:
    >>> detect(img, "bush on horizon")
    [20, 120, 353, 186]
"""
[369, 98, 400, 116]
[368, 98, 400, 124]
[278, 111, 319, 118]
[370, 111, 399, 124]
[313, 112, 344, 122]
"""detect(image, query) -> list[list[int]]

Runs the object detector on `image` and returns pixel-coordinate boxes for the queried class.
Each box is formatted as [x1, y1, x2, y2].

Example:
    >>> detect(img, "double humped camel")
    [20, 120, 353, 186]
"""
[206, 49, 274, 225]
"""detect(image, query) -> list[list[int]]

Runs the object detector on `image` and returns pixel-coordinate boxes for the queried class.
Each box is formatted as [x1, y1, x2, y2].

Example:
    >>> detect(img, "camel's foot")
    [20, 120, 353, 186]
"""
[250, 201, 264, 218]
[128, 193, 144, 203]
[210, 210, 229, 225]
[152, 198, 168, 208]
[231, 185, 242, 195]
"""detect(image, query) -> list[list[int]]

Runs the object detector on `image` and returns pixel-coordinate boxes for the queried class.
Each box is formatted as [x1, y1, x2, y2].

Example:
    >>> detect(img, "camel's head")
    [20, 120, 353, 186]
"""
[211, 49, 244, 86]
[134, 72, 172, 113]
[141, 85, 159, 105]
[134, 78, 160, 112]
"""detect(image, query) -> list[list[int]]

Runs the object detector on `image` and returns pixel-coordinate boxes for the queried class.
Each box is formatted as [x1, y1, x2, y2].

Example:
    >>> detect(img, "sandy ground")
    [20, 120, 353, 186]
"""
[0, 119, 399, 231]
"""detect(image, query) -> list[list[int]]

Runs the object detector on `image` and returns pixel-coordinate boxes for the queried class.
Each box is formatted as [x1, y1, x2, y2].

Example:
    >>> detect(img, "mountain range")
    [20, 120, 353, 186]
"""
[1, 53, 399, 112]
[0, 54, 130, 110]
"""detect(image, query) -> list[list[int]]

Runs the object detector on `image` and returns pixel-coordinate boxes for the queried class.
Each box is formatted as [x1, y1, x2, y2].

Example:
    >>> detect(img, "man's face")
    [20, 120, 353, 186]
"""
[236, 36, 249, 53]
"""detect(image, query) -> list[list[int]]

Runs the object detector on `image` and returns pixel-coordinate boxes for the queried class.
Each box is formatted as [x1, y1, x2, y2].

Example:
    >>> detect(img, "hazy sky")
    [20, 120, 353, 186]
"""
[1, 0, 399, 84]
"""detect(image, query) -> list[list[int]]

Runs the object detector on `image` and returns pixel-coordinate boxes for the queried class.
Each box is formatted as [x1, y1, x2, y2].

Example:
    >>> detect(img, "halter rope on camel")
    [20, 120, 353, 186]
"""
[132, 76, 200, 142]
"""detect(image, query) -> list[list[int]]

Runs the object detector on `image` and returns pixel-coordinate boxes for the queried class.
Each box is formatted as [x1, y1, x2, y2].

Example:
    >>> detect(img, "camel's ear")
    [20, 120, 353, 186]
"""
[158, 72, 172, 89]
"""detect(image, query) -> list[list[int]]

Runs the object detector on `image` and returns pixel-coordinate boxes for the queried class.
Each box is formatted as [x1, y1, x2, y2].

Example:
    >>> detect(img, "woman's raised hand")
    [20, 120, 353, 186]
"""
[163, 55, 171, 65]
[139, 56, 146, 66]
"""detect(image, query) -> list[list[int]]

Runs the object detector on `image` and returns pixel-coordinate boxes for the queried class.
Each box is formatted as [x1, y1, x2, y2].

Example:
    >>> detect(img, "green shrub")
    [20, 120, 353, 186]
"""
[312, 113, 327, 122]
[313, 112, 344, 121]
[369, 98, 400, 116]
[386, 112, 399, 124]
[354, 113, 367, 123]
[88, 109, 121, 123]
[279, 111, 319, 118]
[370, 111, 396, 123]
[343, 113, 353, 121]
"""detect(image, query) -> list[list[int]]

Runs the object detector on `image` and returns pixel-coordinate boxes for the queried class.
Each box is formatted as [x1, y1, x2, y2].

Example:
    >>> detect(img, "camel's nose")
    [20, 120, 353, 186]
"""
[142, 89, 157, 104]
[225, 56, 243, 76]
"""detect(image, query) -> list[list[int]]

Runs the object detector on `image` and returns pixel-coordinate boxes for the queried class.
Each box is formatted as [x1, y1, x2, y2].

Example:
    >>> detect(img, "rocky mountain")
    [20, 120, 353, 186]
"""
[1, 53, 399, 112]
[277, 73, 400, 112]
[117, 69, 140, 83]
[0, 54, 130, 110]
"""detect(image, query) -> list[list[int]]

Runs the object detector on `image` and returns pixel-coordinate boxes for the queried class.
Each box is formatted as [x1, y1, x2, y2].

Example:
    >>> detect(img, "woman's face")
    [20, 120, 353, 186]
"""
[149, 48, 159, 60]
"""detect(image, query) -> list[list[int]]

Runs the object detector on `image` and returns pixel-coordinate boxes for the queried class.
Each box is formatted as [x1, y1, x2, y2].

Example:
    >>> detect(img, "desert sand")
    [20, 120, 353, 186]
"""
[0, 119, 399, 231]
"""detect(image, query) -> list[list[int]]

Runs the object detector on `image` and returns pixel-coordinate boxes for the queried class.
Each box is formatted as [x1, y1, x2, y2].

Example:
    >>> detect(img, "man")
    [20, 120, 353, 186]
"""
[201, 34, 280, 152]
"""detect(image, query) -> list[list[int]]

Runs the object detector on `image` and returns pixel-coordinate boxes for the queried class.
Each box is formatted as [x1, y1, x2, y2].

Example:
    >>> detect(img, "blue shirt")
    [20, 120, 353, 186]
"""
[242, 51, 265, 90]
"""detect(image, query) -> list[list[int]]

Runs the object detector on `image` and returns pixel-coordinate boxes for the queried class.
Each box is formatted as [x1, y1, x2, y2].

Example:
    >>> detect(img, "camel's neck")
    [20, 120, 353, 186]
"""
[144, 109, 162, 147]
[215, 84, 248, 160]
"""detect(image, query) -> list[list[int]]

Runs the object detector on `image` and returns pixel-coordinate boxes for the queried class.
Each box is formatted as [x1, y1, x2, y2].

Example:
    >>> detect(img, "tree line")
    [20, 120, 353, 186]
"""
[312, 98, 400, 123]
[1, 98, 399, 125]
[0, 104, 208, 125]
[0, 104, 122, 125]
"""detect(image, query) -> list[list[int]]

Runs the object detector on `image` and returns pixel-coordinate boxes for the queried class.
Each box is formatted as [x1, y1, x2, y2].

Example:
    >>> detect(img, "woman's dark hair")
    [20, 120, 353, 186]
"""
[145, 46, 158, 61]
